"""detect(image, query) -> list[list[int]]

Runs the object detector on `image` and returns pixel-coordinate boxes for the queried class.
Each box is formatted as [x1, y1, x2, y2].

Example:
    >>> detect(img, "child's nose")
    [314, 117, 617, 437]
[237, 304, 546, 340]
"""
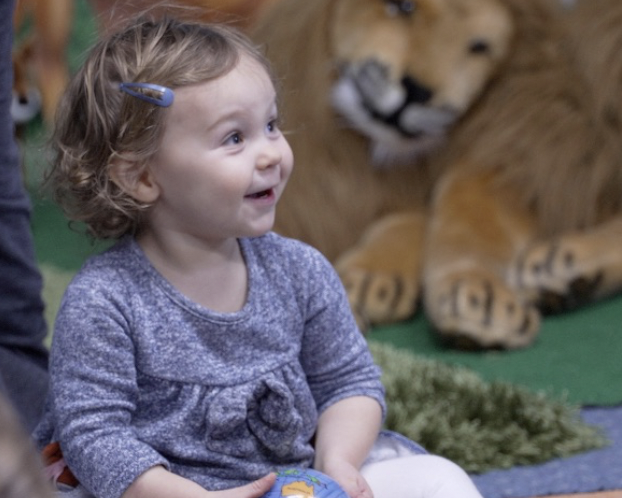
[256, 140, 282, 169]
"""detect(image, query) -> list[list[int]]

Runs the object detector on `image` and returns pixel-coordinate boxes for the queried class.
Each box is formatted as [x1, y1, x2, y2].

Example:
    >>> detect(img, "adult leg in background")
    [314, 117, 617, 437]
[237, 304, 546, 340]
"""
[0, 0, 49, 433]
[0, 392, 54, 498]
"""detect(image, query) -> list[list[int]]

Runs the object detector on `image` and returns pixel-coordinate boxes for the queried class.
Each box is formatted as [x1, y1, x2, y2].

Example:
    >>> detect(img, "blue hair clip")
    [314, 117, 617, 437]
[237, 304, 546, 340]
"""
[119, 82, 174, 107]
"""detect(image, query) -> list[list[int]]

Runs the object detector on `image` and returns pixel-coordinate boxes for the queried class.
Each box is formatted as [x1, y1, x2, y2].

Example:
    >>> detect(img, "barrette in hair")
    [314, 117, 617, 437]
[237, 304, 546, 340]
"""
[119, 82, 174, 107]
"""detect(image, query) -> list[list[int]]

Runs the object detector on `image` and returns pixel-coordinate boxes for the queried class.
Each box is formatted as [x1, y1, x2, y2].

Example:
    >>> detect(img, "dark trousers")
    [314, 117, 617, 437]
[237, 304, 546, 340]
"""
[0, 0, 49, 433]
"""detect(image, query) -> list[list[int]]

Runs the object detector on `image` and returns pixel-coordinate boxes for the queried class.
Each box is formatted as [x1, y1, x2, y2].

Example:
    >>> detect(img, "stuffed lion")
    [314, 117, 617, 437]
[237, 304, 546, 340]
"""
[252, 0, 622, 349]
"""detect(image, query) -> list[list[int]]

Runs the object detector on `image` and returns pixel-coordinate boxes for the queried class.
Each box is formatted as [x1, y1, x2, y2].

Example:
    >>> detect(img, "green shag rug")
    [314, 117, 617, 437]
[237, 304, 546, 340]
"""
[40, 265, 607, 474]
[368, 342, 607, 474]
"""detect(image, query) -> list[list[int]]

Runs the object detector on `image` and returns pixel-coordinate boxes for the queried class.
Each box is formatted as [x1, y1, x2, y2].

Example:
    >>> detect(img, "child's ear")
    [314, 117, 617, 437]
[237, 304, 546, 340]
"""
[109, 158, 160, 204]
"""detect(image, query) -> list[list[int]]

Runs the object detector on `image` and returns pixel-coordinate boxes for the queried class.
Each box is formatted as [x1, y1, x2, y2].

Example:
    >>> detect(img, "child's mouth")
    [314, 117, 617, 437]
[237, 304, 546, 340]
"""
[246, 188, 273, 199]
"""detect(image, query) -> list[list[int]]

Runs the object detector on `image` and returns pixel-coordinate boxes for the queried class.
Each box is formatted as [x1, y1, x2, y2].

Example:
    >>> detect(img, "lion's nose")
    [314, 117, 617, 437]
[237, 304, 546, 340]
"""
[402, 75, 433, 104]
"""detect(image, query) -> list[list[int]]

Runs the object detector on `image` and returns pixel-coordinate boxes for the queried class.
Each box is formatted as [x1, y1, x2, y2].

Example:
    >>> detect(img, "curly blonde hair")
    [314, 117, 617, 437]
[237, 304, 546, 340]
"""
[47, 14, 276, 239]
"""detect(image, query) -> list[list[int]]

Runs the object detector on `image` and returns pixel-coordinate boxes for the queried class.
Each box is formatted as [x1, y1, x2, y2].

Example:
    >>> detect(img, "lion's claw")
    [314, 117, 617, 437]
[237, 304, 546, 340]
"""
[340, 267, 418, 330]
[514, 238, 606, 313]
[427, 272, 540, 349]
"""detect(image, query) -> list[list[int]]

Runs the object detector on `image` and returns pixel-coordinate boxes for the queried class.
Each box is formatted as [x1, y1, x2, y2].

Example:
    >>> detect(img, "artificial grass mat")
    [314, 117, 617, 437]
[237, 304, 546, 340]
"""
[368, 295, 622, 407]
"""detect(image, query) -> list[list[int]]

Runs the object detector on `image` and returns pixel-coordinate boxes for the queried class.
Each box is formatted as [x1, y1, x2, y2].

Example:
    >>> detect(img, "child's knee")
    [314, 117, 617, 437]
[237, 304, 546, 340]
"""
[362, 454, 482, 498]
[418, 455, 482, 498]
[422, 454, 469, 477]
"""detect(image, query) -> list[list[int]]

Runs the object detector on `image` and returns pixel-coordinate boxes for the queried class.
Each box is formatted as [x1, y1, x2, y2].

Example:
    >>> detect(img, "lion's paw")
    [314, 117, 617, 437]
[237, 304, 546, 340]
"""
[426, 271, 540, 349]
[512, 239, 604, 314]
[340, 267, 419, 333]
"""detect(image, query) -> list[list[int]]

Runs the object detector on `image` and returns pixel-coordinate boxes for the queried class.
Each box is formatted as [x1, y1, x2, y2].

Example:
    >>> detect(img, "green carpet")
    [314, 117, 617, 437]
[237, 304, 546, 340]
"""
[31, 197, 110, 272]
[369, 295, 622, 407]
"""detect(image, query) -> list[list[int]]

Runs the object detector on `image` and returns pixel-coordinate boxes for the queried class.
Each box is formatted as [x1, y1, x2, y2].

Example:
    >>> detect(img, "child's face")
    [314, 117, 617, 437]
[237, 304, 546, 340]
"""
[144, 54, 293, 243]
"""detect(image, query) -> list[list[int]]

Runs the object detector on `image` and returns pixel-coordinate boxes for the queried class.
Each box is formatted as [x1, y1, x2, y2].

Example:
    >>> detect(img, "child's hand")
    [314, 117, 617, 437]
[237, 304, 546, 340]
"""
[211, 473, 277, 498]
[320, 460, 373, 498]
[123, 466, 276, 498]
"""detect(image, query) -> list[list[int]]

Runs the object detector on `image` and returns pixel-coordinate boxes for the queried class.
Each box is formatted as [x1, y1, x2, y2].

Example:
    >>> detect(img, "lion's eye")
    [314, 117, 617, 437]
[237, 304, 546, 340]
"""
[385, 0, 416, 17]
[469, 39, 491, 55]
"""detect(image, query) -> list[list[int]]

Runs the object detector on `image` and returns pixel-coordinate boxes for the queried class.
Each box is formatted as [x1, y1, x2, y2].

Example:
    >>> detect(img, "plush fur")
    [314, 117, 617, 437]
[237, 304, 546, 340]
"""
[12, 0, 73, 125]
[252, 0, 622, 348]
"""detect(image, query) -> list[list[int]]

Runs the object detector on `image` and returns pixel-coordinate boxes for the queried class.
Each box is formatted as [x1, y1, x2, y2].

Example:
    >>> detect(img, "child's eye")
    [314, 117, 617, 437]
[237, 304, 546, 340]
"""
[224, 132, 243, 146]
[266, 118, 281, 135]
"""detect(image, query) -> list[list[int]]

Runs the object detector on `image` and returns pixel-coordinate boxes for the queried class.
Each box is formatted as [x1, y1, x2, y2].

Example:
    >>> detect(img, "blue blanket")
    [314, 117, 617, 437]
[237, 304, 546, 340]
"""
[471, 406, 622, 497]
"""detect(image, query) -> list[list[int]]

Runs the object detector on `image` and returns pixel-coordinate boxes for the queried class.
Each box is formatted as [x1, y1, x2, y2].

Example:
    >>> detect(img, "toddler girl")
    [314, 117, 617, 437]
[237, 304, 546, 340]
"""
[35, 14, 484, 498]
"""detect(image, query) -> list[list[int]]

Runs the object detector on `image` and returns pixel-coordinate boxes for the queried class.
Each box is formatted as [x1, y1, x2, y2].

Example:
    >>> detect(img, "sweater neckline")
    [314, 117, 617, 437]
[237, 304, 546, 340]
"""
[127, 236, 256, 321]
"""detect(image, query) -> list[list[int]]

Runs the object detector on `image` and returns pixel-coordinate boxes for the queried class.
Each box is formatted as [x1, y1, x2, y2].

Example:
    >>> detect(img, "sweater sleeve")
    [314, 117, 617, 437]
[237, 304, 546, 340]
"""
[48, 269, 168, 498]
[296, 246, 386, 417]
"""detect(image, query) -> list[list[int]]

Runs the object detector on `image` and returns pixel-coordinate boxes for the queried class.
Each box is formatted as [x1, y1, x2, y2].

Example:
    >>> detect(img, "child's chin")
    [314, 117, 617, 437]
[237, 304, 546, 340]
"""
[244, 219, 276, 238]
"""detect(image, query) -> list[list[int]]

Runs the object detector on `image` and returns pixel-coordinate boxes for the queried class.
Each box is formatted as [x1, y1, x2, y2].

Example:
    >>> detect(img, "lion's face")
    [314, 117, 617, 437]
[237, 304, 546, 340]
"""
[328, 0, 514, 164]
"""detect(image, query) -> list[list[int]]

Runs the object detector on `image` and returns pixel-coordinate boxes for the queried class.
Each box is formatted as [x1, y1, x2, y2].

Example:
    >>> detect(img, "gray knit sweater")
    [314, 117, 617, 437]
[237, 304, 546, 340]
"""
[35, 233, 385, 498]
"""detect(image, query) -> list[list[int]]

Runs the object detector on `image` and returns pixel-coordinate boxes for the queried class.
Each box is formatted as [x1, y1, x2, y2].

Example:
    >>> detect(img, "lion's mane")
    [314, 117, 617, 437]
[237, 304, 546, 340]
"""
[253, 0, 441, 262]
[438, 0, 622, 235]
